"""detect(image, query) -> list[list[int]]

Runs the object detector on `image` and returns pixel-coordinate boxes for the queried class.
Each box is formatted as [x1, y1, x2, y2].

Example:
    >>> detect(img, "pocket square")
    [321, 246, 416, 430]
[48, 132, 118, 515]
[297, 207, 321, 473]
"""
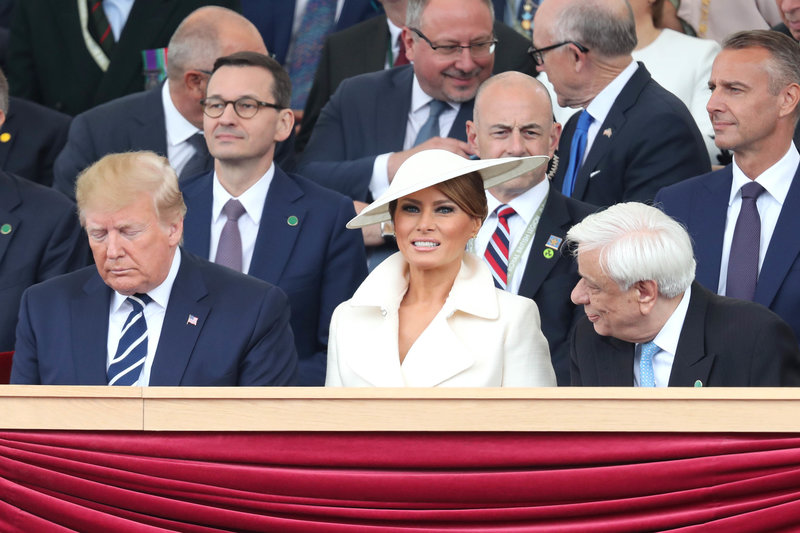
[589, 170, 601, 178]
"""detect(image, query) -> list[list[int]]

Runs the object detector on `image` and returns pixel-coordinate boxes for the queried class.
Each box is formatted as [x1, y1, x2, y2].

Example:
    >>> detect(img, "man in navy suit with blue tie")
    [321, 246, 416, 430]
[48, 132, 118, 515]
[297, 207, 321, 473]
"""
[181, 52, 367, 386]
[657, 30, 800, 345]
[11, 151, 298, 386]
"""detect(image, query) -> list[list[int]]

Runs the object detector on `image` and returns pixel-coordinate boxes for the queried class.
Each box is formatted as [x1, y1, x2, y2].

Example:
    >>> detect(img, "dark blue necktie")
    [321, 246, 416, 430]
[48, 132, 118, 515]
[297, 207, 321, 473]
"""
[561, 110, 593, 197]
[726, 181, 766, 300]
[108, 293, 152, 386]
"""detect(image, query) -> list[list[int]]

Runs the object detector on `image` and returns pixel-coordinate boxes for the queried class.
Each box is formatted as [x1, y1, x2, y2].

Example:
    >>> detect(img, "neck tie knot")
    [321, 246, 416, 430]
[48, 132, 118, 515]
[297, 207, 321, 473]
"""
[128, 293, 152, 311]
[741, 181, 765, 200]
[222, 199, 246, 221]
[496, 205, 516, 223]
[561, 110, 593, 197]
[639, 340, 659, 387]
[413, 100, 450, 146]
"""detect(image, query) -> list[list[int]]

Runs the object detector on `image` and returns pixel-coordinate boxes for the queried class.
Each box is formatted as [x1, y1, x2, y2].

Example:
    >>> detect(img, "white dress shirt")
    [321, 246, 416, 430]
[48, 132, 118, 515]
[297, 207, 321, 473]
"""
[106, 249, 181, 386]
[633, 286, 692, 387]
[717, 145, 799, 295]
[161, 82, 204, 176]
[583, 60, 638, 163]
[474, 179, 550, 295]
[370, 75, 460, 199]
[102, 0, 134, 41]
[385, 17, 403, 69]
[208, 165, 274, 274]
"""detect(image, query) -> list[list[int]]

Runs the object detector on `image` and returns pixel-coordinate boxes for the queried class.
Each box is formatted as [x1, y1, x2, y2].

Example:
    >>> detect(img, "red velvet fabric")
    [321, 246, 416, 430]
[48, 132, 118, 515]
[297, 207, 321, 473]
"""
[2, 432, 800, 531]
[0, 351, 12, 384]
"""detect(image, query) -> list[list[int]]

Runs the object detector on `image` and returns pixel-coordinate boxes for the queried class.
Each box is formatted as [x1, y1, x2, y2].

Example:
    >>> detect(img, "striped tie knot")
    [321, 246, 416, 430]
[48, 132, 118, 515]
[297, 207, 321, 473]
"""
[107, 293, 152, 386]
[484, 205, 517, 290]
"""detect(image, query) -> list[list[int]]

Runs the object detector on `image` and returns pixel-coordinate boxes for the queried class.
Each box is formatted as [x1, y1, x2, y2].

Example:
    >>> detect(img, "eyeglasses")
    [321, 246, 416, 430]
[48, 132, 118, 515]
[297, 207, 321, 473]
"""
[409, 28, 497, 58]
[201, 97, 283, 119]
[527, 41, 589, 66]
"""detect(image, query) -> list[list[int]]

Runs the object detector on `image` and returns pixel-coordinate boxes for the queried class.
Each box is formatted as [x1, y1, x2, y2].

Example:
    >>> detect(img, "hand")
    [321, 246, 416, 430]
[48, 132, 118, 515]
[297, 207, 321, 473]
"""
[387, 137, 474, 181]
[353, 200, 385, 246]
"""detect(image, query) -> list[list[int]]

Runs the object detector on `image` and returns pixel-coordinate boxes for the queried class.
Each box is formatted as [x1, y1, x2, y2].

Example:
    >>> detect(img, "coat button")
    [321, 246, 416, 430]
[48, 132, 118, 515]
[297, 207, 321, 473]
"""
[380, 309, 387, 317]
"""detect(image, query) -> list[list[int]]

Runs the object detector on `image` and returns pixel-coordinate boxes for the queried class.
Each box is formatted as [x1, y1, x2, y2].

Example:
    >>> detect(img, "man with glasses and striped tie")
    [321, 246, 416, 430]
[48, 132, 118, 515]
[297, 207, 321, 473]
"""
[11, 151, 298, 386]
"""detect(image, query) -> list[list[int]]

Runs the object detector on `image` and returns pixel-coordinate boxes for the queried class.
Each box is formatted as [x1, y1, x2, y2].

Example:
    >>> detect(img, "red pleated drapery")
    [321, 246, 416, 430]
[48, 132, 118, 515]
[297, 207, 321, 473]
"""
[2, 431, 800, 531]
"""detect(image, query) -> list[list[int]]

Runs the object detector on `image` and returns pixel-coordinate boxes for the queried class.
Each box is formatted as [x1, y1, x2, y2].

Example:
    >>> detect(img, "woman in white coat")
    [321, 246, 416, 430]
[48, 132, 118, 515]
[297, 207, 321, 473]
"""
[326, 150, 557, 387]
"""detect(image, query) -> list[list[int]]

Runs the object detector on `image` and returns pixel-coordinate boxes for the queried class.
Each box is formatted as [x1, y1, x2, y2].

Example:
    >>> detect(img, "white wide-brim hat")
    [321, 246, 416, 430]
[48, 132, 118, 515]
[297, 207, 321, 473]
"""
[347, 149, 548, 228]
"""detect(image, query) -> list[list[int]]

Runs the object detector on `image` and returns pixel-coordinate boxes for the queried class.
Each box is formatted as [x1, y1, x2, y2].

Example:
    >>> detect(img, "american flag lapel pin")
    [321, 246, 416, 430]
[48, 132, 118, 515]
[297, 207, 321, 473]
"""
[187, 314, 198, 326]
[603, 128, 613, 138]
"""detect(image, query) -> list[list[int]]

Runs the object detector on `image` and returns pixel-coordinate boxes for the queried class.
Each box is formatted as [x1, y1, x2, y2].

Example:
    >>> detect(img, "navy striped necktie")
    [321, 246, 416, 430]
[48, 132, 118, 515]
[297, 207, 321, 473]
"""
[107, 293, 151, 386]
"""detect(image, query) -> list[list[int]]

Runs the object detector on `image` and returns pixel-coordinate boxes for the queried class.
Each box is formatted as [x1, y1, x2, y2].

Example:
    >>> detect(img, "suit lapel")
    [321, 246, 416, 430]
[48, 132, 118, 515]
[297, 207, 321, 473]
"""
[72, 274, 113, 385]
[149, 250, 210, 386]
[448, 100, 474, 142]
[0, 107, 18, 170]
[377, 66, 414, 152]
[668, 283, 715, 386]
[181, 172, 214, 260]
[129, 87, 169, 154]
[517, 190, 572, 298]
[755, 164, 800, 308]
[248, 168, 306, 283]
[572, 64, 650, 200]
[0, 175, 21, 266]
[691, 169, 731, 290]
[596, 336, 635, 386]
[401, 316, 475, 387]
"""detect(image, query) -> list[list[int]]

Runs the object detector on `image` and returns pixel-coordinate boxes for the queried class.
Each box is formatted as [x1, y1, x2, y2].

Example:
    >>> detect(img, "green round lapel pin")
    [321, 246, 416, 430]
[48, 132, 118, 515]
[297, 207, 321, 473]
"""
[1, 223, 11, 235]
[287, 215, 299, 227]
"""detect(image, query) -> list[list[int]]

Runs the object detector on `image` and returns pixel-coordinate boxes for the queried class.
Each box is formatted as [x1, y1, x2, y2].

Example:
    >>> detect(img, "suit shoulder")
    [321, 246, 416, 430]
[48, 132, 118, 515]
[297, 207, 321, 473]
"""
[73, 89, 157, 123]
[562, 194, 598, 220]
[337, 65, 411, 93]
[4, 172, 76, 211]
[285, 170, 355, 207]
[657, 167, 726, 199]
[23, 265, 98, 299]
[8, 96, 71, 126]
[183, 249, 281, 292]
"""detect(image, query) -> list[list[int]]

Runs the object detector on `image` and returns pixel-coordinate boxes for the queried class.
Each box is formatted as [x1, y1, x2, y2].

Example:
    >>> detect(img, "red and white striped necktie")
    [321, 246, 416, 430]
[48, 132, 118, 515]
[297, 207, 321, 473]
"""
[484, 205, 516, 290]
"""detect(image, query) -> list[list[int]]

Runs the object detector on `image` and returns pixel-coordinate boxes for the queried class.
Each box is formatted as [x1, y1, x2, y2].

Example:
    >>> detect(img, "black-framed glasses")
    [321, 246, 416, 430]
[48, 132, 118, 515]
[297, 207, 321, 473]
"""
[527, 41, 589, 66]
[201, 97, 283, 119]
[409, 27, 497, 58]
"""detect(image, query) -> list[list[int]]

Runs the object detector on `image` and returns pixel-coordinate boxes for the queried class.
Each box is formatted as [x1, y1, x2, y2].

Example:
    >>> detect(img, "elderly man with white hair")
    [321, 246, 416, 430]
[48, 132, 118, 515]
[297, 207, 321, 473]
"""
[567, 202, 800, 387]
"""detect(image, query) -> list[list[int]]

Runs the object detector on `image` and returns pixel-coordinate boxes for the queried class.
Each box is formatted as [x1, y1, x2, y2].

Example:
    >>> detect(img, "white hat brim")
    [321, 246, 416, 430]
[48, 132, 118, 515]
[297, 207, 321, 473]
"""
[347, 150, 549, 228]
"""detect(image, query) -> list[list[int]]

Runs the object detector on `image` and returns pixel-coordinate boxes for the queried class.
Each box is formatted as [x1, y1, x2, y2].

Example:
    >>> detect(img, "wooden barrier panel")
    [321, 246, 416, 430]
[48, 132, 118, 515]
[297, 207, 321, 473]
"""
[3, 386, 800, 431]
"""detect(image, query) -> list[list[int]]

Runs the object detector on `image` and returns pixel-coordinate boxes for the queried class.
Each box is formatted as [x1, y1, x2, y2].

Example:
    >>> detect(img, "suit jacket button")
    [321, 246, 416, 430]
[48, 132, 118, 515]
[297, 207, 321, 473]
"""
[380, 309, 387, 317]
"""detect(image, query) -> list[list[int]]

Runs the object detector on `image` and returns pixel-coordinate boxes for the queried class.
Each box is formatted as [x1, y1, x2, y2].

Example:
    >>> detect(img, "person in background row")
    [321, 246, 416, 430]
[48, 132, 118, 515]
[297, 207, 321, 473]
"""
[657, 30, 800, 346]
[6, 0, 237, 115]
[12, 151, 298, 387]
[327, 149, 556, 387]
[533, 0, 710, 207]
[53, 6, 297, 201]
[466, 72, 595, 385]
[568, 202, 800, 387]
[181, 51, 367, 386]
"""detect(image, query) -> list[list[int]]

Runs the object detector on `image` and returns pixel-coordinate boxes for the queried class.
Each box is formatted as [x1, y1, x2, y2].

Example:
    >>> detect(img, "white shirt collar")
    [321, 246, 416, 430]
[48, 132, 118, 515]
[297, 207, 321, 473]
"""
[730, 143, 799, 207]
[211, 164, 275, 227]
[585, 60, 638, 126]
[161, 82, 201, 148]
[110, 246, 182, 312]
[487, 178, 549, 224]
[410, 74, 458, 113]
[650, 285, 692, 357]
[387, 16, 403, 46]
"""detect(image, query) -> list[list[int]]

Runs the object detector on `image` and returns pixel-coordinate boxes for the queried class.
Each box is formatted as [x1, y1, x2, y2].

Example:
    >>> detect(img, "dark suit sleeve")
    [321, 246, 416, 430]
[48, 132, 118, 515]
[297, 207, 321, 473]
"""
[297, 83, 378, 201]
[619, 104, 710, 203]
[53, 112, 99, 200]
[569, 320, 584, 386]
[750, 313, 800, 386]
[10, 289, 40, 384]
[36, 198, 89, 281]
[300, 197, 367, 385]
[239, 284, 299, 386]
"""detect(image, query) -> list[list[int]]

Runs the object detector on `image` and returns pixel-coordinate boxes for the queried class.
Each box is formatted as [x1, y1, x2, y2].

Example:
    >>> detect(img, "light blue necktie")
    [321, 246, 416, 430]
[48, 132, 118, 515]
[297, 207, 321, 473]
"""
[561, 110, 593, 197]
[414, 100, 449, 146]
[639, 340, 659, 387]
[108, 293, 151, 386]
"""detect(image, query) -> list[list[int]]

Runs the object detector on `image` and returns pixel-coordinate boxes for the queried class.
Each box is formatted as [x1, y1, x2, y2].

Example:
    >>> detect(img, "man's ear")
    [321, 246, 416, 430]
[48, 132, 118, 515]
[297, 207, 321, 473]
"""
[634, 279, 659, 315]
[466, 120, 479, 154]
[184, 70, 208, 99]
[274, 108, 295, 142]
